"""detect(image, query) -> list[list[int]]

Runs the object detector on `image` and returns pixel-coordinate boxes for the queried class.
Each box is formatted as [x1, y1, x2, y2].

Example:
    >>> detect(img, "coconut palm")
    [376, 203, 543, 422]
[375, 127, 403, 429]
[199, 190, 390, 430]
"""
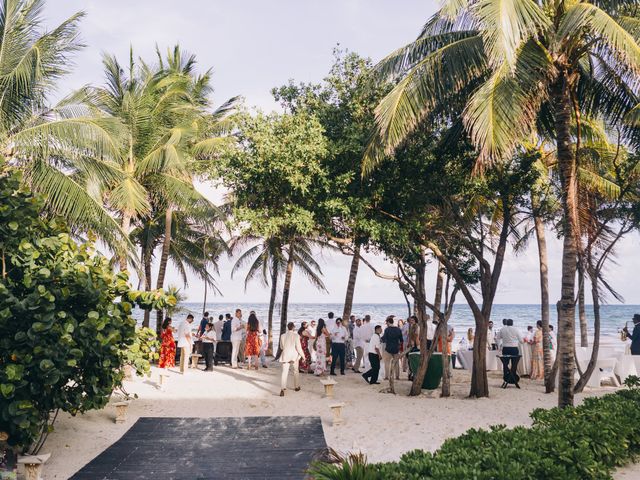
[231, 236, 329, 354]
[365, 0, 640, 407]
[0, 0, 128, 248]
[230, 235, 286, 353]
[131, 204, 227, 331]
[84, 45, 230, 270]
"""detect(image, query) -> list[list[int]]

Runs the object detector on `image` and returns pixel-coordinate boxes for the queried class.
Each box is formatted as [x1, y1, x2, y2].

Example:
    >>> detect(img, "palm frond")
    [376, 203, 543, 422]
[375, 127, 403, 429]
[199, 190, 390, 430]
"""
[472, 0, 549, 69]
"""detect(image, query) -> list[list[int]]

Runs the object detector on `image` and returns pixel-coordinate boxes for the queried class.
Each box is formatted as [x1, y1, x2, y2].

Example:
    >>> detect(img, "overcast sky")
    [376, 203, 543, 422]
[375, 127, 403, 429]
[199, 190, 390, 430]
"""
[44, 1, 640, 305]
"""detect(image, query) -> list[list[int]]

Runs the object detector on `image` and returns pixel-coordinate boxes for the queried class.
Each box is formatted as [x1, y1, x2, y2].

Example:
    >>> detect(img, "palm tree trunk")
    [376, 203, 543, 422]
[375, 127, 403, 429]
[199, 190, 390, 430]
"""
[553, 73, 579, 408]
[574, 273, 601, 393]
[267, 266, 278, 355]
[438, 268, 451, 398]
[142, 244, 152, 328]
[578, 262, 588, 347]
[276, 242, 295, 358]
[202, 240, 208, 318]
[341, 243, 361, 321]
[155, 207, 173, 335]
[119, 212, 131, 271]
[533, 207, 554, 393]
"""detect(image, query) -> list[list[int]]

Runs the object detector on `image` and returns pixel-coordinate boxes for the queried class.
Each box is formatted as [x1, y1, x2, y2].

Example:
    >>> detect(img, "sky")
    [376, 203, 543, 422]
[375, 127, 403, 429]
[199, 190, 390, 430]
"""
[43, 1, 640, 305]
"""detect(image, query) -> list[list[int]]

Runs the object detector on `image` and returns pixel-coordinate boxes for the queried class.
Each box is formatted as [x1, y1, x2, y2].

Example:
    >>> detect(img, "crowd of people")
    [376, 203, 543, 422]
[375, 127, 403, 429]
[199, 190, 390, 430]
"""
[155, 309, 640, 395]
[156, 310, 439, 394]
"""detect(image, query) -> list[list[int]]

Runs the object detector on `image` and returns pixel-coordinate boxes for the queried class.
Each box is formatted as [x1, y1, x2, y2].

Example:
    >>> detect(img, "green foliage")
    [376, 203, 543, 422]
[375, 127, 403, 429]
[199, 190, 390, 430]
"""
[307, 449, 372, 480]
[272, 50, 389, 243]
[216, 111, 328, 240]
[122, 327, 159, 378]
[0, 166, 173, 449]
[311, 385, 640, 479]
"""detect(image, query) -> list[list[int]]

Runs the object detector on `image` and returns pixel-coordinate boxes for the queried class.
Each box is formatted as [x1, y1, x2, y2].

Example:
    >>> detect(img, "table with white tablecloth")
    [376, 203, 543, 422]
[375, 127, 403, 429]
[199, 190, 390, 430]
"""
[517, 343, 532, 376]
[456, 349, 499, 371]
[615, 354, 638, 383]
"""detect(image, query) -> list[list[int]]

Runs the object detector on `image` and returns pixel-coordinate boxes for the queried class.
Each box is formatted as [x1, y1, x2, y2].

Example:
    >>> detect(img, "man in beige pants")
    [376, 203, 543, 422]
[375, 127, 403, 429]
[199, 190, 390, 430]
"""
[177, 314, 194, 373]
[279, 322, 305, 396]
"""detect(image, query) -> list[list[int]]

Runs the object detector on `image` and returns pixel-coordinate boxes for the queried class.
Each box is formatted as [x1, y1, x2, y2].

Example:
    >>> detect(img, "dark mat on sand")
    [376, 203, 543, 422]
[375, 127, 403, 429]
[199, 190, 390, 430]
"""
[69, 416, 327, 480]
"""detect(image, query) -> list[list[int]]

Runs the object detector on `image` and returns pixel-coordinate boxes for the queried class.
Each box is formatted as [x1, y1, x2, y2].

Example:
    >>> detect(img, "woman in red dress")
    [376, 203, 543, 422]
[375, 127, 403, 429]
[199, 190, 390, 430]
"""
[245, 313, 262, 370]
[298, 322, 313, 373]
[158, 317, 176, 368]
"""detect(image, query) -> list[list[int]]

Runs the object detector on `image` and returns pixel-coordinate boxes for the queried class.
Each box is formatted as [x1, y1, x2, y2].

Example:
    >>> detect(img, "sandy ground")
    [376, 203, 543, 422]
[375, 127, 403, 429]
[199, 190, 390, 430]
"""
[38, 361, 640, 479]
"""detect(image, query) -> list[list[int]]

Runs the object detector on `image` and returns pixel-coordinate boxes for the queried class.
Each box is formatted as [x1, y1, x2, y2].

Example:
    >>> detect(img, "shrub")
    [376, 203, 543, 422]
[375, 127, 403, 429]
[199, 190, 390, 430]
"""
[0, 166, 174, 450]
[309, 385, 640, 480]
[122, 327, 160, 378]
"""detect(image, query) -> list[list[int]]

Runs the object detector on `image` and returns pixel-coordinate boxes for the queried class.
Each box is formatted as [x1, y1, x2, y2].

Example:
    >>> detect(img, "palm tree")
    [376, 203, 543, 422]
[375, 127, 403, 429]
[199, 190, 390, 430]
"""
[85, 46, 225, 270]
[87, 45, 236, 333]
[365, 0, 640, 407]
[131, 205, 227, 331]
[1, 0, 128, 249]
[231, 235, 286, 354]
[231, 236, 329, 355]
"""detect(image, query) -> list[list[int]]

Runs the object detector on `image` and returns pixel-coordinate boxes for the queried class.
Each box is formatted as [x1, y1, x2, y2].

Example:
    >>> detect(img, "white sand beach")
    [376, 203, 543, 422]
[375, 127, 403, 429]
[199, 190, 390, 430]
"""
[39, 362, 640, 479]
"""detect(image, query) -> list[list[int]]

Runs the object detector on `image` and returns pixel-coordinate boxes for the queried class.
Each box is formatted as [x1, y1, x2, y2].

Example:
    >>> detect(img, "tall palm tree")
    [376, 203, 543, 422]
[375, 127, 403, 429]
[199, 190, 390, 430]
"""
[231, 235, 286, 354]
[85, 46, 221, 270]
[131, 204, 226, 331]
[365, 0, 640, 408]
[1, 0, 127, 249]
[231, 236, 329, 354]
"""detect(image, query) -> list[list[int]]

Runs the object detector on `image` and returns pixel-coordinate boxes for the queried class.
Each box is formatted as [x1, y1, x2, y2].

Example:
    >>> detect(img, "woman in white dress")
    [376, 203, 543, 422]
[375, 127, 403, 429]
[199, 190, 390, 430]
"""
[314, 318, 329, 376]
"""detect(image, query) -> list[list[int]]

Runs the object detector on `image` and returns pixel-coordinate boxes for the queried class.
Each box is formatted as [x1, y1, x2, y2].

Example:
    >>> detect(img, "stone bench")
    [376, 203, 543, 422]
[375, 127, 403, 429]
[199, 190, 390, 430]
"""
[113, 401, 130, 424]
[320, 378, 337, 398]
[158, 372, 171, 390]
[329, 403, 345, 426]
[18, 453, 51, 480]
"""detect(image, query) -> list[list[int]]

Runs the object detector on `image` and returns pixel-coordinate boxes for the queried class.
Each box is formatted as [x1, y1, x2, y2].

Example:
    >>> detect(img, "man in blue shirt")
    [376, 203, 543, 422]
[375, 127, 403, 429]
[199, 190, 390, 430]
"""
[197, 312, 210, 337]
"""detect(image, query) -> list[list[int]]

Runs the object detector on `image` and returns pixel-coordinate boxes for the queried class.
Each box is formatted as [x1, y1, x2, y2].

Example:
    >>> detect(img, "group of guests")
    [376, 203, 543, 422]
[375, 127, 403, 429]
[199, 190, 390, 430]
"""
[457, 319, 558, 380]
[157, 309, 269, 373]
[155, 309, 433, 395]
[279, 313, 422, 395]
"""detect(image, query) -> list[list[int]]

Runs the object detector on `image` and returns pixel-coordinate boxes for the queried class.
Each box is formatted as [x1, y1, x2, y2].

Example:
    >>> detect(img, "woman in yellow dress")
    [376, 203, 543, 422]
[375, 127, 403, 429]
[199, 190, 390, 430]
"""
[530, 320, 544, 380]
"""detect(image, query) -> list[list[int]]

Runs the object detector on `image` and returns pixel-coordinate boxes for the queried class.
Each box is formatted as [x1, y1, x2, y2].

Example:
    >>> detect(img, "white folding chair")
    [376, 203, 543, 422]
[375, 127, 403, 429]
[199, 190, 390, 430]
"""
[587, 358, 619, 388]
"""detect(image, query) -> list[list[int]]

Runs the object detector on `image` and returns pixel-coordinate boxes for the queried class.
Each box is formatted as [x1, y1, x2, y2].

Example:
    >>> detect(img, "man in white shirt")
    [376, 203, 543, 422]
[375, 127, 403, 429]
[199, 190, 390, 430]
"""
[496, 319, 523, 354]
[426, 320, 436, 350]
[213, 314, 224, 340]
[487, 321, 496, 350]
[329, 318, 348, 376]
[230, 308, 244, 369]
[496, 318, 523, 381]
[352, 318, 366, 372]
[177, 314, 194, 374]
[279, 322, 305, 396]
[362, 325, 382, 384]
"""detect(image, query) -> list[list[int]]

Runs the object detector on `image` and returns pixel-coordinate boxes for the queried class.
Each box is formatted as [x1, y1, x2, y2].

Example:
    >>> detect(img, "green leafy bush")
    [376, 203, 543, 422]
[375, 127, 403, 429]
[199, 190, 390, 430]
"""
[309, 385, 640, 480]
[122, 327, 160, 377]
[0, 166, 174, 449]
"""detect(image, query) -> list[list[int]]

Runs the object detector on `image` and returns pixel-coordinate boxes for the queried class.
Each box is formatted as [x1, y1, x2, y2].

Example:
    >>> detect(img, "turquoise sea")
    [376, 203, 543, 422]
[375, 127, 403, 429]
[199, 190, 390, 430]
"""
[134, 302, 640, 343]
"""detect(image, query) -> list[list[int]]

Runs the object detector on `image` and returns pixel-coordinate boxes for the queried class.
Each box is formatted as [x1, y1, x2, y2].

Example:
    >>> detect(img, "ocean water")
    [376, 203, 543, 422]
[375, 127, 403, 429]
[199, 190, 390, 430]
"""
[134, 302, 640, 344]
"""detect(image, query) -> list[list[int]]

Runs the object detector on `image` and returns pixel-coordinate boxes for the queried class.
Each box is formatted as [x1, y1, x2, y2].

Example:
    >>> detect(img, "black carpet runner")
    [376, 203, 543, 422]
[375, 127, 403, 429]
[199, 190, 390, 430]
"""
[70, 416, 326, 480]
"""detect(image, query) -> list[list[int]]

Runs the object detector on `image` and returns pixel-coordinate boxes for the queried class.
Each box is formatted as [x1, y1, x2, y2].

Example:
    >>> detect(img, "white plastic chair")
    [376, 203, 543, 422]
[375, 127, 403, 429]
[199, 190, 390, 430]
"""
[587, 358, 620, 388]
